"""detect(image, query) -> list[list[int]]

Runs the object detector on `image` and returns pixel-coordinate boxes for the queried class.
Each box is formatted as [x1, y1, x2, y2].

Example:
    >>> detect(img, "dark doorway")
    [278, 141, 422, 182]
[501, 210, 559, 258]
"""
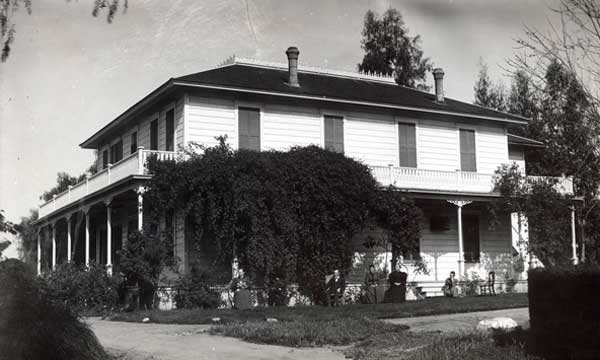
[463, 215, 480, 262]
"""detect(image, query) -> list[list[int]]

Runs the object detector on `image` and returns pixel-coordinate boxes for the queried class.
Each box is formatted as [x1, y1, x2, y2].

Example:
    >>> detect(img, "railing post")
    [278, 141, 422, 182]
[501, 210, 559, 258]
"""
[388, 164, 393, 186]
[68, 185, 72, 202]
[138, 146, 145, 174]
[85, 174, 89, 195]
[107, 164, 112, 184]
[53, 195, 57, 210]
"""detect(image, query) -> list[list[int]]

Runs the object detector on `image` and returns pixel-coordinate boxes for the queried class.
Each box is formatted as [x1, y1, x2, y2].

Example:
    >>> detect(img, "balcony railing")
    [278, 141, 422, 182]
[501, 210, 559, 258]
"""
[39, 157, 573, 219]
[38, 148, 177, 218]
[370, 165, 574, 196]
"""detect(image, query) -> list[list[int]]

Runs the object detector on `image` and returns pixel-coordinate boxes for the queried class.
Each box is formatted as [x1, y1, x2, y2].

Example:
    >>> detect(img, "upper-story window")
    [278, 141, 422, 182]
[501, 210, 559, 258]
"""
[324, 115, 344, 153]
[109, 140, 123, 164]
[130, 132, 137, 154]
[459, 129, 476, 172]
[238, 107, 260, 151]
[398, 122, 417, 167]
[165, 109, 175, 152]
[102, 150, 108, 169]
[150, 118, 158, 150]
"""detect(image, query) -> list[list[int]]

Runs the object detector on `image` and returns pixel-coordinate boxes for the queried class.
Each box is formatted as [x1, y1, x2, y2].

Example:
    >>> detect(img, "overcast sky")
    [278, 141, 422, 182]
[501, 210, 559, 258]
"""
[0, 0, 557, 240]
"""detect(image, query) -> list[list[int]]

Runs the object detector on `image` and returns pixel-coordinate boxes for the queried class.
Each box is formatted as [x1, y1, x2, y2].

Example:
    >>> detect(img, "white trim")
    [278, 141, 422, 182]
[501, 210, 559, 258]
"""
[183, 93, 189, 147]
[165, 104, 176, 152]
[173, 81, 528, 125]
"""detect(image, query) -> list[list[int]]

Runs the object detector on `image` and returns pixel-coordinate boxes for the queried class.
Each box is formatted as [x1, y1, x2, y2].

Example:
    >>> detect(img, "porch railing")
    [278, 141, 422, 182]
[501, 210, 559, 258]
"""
[370, 165, 574, 196]
[38, 148, 177, 218]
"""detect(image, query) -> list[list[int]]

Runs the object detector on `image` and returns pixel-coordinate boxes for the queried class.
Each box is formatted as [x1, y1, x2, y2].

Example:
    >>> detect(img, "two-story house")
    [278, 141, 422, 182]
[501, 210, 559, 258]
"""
[34, 47, 575, 296]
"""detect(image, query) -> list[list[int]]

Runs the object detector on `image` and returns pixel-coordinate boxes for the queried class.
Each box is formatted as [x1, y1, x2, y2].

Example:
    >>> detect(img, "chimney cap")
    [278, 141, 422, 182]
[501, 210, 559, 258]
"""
[433, 68, 444, 78]
[286, 46, 299, 57]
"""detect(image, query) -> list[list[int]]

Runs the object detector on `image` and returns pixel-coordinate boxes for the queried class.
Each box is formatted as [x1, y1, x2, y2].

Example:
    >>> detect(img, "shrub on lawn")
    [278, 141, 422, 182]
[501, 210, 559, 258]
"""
[43, 262, 120, 314]
[528, 266, 600, 359]
[173, 268, 222, 309]
[0, 259, 109, 360]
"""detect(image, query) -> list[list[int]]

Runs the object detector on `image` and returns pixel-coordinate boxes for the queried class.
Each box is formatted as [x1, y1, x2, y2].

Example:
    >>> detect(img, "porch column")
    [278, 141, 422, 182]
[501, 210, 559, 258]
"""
[447, 200, 472, 278]
[51, 222, 56, 270]
[137, 186, 145, 231]
[105, 199, 113, 275]
[37, 229, 41, 275]
[571, 205, 578, 265]
[66, 214, 72, 262]
[84, 207, 90, 267]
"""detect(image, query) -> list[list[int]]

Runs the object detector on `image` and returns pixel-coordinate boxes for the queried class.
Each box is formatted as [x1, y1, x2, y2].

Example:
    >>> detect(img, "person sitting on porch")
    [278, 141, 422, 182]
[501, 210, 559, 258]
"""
[230, 269, 252, 310]
[487, 271, 496, 296]
[442, 271, 459, 297]
[384, 262, 407, 303]
[362, 264, 379, 304]
[326, 269, 346, 306]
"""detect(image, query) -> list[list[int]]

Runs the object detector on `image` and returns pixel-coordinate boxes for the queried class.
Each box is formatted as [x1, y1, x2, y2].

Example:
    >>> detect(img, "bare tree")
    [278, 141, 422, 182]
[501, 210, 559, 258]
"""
[509, 0, 600, 109]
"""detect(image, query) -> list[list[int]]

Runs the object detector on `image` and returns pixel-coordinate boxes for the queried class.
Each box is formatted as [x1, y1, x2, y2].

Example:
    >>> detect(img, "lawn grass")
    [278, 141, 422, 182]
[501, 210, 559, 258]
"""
[109, 293, 528, 325]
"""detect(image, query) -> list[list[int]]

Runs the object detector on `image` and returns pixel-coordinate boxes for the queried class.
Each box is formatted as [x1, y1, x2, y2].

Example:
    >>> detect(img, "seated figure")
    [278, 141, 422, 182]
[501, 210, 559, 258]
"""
[442, 271, 459, 297]
[362, 264, 379, 304]
[326, 269, 346, 306]
[230, 269, 252, 310]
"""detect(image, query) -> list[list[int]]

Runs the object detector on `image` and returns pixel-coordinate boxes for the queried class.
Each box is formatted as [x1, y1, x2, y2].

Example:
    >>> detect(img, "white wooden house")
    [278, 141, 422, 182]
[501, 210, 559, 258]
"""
[34, 47, 575, 296]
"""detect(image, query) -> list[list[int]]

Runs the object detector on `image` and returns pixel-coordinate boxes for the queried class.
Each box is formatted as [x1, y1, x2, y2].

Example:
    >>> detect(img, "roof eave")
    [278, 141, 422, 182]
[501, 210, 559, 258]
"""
[172, 80, 528, 125]
[79, 79, 175, 149]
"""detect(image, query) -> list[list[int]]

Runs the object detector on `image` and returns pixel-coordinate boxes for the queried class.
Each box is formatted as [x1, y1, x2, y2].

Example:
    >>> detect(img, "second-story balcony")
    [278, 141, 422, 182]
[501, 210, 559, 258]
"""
[38, 149, 177, 218]
[370, 165, 574, 196]
[39, 153, 574, 220]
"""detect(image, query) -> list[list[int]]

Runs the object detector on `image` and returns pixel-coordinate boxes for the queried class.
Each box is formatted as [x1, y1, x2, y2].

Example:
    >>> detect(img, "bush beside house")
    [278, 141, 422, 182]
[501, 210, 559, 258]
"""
[528, 266, 600, 359]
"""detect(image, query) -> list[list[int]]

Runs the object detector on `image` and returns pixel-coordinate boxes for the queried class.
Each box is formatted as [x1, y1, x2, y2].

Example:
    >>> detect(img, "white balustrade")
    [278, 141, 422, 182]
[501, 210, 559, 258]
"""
[38, 149, 178, 218]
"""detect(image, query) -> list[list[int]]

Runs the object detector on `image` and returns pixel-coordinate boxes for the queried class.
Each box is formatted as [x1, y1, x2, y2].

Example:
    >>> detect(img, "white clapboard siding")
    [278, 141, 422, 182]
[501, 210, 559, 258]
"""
[262, 104, 321, 150]
[477, 126, 508, 174]
[417, 120, 459, 171]
[185, 96, 236, 149]
[344, 113, 397, 167]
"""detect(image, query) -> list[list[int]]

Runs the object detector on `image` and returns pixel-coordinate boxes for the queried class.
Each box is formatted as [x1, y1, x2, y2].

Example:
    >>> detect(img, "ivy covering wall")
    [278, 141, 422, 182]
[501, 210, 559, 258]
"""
[144, 138, 422, 303]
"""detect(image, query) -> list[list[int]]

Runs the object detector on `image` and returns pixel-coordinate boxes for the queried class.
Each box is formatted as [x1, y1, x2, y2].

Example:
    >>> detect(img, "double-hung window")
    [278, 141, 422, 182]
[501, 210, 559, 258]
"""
[459, 129, 476, 172]
[130, 132, 137, 154]
[324, 115, 344, 153]
[238, 107, 260, 151]
[398, 122, 417, 167]
[109, 140, 123, 164]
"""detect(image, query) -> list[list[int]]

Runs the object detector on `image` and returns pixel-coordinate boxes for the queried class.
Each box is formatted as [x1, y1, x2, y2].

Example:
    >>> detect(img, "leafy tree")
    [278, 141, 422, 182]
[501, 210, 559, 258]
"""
[40, 163, 97, 202]
[0, 210, 16, 260]
[15, 208, 38, 265]
[491, 163, 574, 267]
[508, 70, 538, 120]
[473, 59, 507, 112]
[1, 0, 127, 62]
[358, 8, 432, 90]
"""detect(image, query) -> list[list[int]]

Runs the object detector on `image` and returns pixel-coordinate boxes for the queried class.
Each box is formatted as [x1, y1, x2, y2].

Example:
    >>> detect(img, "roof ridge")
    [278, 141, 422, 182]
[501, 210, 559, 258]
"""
[217, 54, 398, 85]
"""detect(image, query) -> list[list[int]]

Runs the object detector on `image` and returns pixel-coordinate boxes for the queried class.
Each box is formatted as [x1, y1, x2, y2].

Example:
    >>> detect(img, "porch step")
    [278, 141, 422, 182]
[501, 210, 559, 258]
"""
[415, 281, 446, 298]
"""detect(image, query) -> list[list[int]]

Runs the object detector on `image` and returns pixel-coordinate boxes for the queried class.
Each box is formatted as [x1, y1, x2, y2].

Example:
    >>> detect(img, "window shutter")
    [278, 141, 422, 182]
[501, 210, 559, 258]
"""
[460, 129, 476, 171]
[166, 109, 175, 151]
[398, 122, 417, 167]
[324, 115, 343, 153]
[150, 119, 158, 150]
[238, 108, 260, 151]
[130, 132, 137, 154]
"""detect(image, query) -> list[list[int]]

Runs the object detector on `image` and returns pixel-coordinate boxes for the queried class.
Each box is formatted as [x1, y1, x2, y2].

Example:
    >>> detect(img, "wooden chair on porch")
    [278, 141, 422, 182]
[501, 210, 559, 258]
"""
[479, 271, 496, 296]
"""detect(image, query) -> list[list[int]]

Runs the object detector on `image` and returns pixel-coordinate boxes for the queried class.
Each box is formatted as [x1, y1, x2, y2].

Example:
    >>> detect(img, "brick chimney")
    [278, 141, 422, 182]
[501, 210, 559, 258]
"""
[285, 46, 300, 87]
[433, 68, 445, 103]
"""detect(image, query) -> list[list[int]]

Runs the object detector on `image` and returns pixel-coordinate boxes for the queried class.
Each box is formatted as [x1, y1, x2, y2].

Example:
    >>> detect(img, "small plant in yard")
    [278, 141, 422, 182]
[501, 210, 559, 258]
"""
[173, 268, 222, 309]
[43, 261, 120, 315]
[461, 271, 482, 296]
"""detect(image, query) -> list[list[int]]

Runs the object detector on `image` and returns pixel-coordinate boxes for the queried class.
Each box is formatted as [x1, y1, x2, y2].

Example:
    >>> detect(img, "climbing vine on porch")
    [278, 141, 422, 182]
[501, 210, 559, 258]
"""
[144, 137, 422, 303]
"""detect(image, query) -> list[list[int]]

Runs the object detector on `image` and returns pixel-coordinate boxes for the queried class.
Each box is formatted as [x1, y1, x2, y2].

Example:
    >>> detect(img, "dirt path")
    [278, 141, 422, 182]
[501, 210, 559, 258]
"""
[88, 318, 345, 360]
[383, 307, 530, 333]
